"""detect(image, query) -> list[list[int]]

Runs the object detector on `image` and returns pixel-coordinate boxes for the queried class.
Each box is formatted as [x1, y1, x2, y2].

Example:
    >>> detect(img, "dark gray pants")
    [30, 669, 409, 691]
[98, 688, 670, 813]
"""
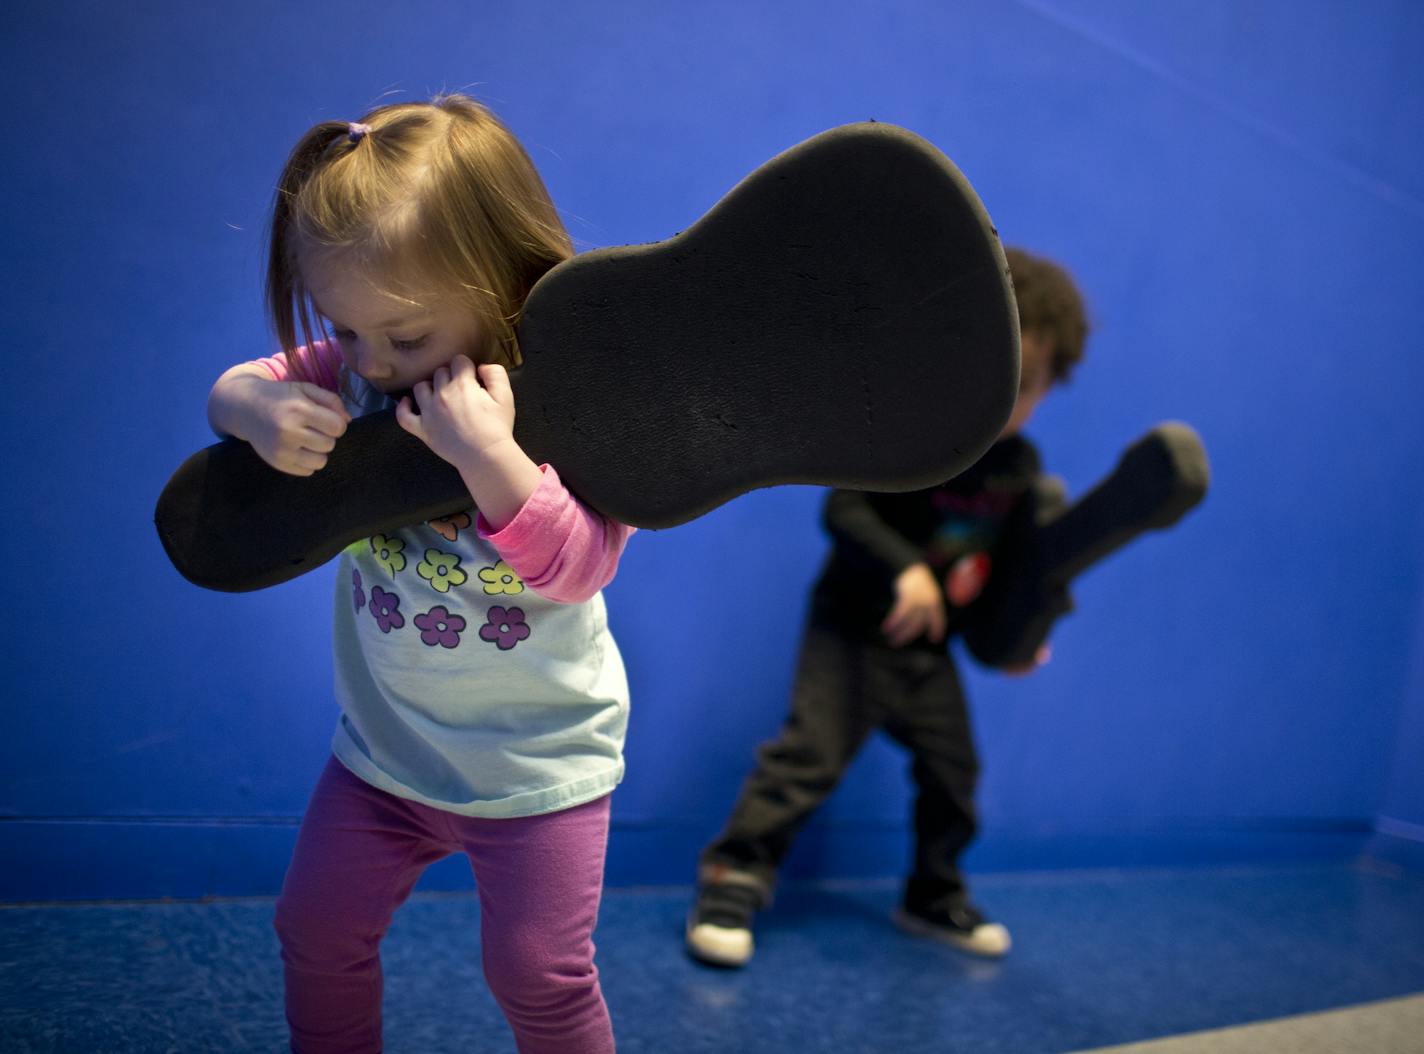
[700, 616, 980, 911]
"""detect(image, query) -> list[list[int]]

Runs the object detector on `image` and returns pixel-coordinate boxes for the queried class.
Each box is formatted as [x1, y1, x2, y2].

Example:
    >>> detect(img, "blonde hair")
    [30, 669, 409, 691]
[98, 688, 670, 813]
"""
[266, 94, 573, 371]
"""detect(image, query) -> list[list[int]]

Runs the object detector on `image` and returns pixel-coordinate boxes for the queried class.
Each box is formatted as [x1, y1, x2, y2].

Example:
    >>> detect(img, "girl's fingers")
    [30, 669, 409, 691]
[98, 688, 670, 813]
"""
[395, 395, 425, 439]
[291, 390, 348, 438]
[299, 427, 338, 455]
[296, 383, 351, 432]
[313, 405, 349, 438]
[478, 363, 511, 406]
[297, 382, 347, 416]
[275, 448, 326, 476]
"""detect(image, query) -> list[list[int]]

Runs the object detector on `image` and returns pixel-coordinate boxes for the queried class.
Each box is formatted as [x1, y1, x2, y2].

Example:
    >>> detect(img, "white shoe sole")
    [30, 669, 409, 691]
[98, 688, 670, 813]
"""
[892, 909, 1012, 958]
[685, 919, 754, 967]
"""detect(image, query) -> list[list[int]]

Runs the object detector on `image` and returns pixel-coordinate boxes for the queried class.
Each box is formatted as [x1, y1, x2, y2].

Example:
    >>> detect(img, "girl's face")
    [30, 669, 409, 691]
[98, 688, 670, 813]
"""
[303, 256, 485, 395]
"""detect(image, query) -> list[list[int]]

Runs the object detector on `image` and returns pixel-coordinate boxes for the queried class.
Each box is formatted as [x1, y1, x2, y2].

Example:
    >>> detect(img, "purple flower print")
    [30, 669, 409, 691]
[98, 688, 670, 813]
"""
[479, 605, 531, 651]
[369, 586, 405, 634]
[415, 605, 467, 649]
[353, 568, 366, 613]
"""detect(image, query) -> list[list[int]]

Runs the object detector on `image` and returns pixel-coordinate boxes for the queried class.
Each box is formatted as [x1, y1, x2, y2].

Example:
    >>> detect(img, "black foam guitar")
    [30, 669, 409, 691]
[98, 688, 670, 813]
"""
[156, 122, 1020, 592]
[962, 422, 1210, 669]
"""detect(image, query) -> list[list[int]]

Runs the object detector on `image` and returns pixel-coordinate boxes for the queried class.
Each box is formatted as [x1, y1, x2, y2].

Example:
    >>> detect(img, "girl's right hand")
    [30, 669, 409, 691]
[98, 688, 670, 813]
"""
[209, 372, 350, 476]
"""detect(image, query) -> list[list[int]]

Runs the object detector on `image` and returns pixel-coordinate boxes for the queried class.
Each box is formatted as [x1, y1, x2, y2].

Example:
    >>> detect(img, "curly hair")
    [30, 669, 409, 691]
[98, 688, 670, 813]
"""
[1005, 246, 1089, 385]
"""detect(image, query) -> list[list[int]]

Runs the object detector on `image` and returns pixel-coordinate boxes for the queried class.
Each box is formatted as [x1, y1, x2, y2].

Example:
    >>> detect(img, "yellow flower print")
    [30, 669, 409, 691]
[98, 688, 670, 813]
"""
[370, 534, 407, 578]
[417, 548, 468, 594]
[479, 560, 525, 596]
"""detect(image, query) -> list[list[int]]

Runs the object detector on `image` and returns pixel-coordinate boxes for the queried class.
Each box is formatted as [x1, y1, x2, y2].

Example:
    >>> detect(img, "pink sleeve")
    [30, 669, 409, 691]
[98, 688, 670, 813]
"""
[477, 464, 634, 604]
[251, 341, 343, 392]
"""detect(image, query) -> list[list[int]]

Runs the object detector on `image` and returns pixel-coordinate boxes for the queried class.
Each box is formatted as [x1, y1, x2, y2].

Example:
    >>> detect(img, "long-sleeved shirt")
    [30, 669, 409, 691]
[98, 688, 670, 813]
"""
[255, 344, 634, 817]
[811, 435, 1041, 644]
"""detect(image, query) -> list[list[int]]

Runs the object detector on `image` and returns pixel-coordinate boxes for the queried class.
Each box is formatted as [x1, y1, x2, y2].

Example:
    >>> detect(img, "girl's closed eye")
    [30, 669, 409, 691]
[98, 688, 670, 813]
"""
[324, 326, 426, 352]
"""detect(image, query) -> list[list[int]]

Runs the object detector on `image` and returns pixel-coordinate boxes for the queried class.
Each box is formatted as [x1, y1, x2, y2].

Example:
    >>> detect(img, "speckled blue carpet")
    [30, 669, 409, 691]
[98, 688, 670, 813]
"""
[3, 862, 1423, 1053]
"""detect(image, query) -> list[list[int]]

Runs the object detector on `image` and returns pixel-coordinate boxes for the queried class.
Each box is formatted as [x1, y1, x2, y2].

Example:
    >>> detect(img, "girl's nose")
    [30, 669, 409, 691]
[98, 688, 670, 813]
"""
[355, 346, 390, 381]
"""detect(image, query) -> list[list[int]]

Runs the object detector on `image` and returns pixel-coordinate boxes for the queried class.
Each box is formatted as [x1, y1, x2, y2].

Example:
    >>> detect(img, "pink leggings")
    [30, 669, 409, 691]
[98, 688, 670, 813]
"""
[274, 757, 615, 1053]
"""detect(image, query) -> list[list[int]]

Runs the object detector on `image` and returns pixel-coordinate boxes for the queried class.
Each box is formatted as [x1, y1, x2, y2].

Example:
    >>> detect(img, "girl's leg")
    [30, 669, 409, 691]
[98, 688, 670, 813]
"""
[274, 757, 454, 1054]
[458, 794, 615, 1054]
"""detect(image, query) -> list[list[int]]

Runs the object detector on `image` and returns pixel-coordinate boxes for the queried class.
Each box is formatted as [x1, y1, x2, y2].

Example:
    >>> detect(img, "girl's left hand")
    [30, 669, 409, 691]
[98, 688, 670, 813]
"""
[396, 357, 516, 471]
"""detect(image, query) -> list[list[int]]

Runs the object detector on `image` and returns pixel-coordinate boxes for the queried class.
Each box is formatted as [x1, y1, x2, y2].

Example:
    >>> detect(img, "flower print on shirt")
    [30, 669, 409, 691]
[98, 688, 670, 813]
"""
[478, 560, 525, 596]
[417, 548, 468, 594]
[369, 586, 404, 633]
[370, 534, 407, 578]
[353, 568, 366, 613]
[428, 511, 472, 542]
[479, 605, 531, 651]
[414, 605, 466, 649]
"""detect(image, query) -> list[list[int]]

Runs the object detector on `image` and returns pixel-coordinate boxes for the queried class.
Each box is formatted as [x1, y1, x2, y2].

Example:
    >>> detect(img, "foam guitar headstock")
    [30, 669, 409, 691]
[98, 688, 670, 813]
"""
[156, 122, 1020, 592]
[961, 422, 1210, 669]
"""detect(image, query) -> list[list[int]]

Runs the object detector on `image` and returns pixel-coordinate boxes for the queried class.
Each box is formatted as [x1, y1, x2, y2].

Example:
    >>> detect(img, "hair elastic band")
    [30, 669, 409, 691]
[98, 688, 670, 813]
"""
[347, 122, 371, 143]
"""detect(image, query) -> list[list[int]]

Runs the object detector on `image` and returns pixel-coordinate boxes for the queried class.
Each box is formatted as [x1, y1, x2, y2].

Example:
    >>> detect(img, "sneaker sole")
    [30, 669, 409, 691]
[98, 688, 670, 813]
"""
[892, 909, 1012, 958]
[685, 920, 754, 968]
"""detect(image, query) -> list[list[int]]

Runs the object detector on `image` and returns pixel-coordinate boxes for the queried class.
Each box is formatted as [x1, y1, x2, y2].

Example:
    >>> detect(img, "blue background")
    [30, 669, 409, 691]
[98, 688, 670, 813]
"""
[3, 0, 1422, 899]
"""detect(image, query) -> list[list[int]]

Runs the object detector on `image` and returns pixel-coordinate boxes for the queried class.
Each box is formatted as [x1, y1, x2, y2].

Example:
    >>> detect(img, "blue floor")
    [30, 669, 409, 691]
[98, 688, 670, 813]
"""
[3, 861, 1424, 1053]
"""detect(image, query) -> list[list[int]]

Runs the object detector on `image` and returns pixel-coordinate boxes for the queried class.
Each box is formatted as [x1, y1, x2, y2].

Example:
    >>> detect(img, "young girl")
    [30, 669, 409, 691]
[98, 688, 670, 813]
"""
[206, 95, 630, 1054]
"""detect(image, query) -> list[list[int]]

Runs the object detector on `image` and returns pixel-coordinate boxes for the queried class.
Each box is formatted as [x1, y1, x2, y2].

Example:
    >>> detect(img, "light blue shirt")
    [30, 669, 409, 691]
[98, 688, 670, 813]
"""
[328, 372, 628, 817]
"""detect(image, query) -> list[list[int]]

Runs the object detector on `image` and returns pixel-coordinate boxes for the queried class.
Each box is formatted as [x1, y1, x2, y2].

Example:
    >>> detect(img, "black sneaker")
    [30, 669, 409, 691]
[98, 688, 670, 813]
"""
[893, 899, 1011, 958]
[685, 880, 763, 967]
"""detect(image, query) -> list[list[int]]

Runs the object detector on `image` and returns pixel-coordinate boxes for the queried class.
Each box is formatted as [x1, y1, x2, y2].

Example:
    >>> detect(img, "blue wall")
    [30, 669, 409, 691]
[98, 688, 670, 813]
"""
[1374, 585, 1424, 871]
[3, 0, 1422, 899]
